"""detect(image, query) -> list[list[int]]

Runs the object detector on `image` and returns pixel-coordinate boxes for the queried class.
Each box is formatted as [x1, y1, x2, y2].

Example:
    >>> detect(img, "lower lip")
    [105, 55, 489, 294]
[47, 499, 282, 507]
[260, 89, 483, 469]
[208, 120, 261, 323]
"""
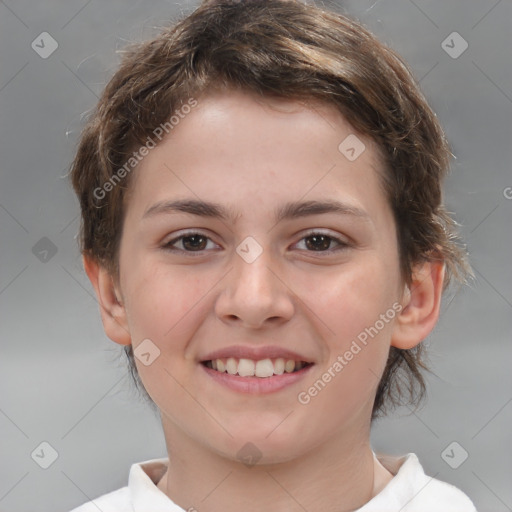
[201, 364, 314, 394]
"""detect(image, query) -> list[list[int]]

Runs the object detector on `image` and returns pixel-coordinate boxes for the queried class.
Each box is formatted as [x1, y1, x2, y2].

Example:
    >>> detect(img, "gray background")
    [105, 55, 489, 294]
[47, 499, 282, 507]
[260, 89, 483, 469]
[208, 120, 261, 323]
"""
[0, 0, 511, 511]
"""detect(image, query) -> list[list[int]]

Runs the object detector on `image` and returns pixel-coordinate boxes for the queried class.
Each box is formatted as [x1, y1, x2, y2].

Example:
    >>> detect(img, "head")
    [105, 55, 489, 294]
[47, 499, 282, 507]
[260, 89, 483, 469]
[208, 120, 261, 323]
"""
[71, 0, 469, 459]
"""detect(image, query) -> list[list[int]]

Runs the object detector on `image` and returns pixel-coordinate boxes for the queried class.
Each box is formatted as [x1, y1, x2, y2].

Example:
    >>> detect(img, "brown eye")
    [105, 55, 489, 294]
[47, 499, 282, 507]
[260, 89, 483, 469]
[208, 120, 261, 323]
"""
[181, 234, 208, 251]
[164, 232, 217, 253]
[304, 234, 333, 251]
[293, 231, 349, 254]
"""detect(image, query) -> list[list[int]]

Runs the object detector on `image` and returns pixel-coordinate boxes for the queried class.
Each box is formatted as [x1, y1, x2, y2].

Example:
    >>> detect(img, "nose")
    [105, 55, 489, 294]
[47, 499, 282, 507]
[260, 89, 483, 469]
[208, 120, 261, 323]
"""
[214, 247, 295, 329]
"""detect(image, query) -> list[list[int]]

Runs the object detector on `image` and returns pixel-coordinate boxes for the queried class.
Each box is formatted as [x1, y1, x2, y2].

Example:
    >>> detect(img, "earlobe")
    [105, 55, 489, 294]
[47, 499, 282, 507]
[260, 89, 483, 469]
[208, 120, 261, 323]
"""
[83, 255, 132, 346]
[391, 261, 445, 350]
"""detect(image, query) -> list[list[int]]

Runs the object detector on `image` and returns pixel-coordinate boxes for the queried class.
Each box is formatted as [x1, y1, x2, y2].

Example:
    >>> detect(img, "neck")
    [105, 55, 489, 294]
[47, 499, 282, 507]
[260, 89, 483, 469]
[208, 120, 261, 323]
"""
[156, 417, 393, 512]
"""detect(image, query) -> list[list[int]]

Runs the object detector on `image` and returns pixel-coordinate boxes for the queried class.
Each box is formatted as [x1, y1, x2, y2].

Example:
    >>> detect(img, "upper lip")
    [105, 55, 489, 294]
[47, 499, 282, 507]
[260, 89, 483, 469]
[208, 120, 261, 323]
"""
[200, 345, 314, 363]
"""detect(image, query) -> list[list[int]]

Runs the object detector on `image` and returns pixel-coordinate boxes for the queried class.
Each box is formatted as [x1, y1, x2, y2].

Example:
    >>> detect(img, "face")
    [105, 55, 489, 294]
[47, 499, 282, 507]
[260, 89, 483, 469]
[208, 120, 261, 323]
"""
[114, 90, 404, 463]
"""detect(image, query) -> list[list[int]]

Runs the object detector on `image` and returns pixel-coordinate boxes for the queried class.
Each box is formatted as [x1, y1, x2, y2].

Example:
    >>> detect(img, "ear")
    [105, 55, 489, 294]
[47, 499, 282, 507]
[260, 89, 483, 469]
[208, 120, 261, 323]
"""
[391, 261, 445, 350]
[83, 255, 131, 346]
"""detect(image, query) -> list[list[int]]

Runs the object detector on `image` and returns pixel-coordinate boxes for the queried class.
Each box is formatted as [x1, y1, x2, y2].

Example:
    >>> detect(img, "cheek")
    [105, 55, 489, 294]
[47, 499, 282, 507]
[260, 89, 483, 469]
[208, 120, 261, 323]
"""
[294, 257, 399, 405]
[125, 261, 201, 327]
[300, 256, 400, 345]
[123, 264, 213, 401]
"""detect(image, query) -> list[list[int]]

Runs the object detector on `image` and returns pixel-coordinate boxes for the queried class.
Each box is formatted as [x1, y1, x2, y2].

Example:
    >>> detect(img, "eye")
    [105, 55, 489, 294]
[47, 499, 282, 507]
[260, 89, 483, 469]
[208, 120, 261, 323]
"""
[163, 231, 219, 253]
[162, 230, 349, 255]
[293, 231, 349, 253]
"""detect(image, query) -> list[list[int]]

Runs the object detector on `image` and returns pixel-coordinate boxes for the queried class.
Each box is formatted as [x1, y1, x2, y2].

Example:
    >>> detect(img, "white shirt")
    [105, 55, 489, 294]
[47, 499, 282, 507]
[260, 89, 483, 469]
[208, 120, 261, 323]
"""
[70, 453, 477, 511]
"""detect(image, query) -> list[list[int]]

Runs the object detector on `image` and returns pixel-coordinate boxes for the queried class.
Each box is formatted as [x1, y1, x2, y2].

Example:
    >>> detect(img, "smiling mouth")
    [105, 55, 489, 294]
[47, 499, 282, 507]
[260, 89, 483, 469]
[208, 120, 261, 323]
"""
[201, 357, 313, 378]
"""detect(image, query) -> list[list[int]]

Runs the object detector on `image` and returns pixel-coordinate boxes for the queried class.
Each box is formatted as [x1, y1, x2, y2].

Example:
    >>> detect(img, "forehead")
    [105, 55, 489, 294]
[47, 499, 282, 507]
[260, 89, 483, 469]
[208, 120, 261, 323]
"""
[125, 90, 389, 223]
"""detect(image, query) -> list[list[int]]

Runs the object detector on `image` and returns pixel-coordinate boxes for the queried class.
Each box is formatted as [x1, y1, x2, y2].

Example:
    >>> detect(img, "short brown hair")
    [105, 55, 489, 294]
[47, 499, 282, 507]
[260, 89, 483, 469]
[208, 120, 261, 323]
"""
[70, 0, 470, 419]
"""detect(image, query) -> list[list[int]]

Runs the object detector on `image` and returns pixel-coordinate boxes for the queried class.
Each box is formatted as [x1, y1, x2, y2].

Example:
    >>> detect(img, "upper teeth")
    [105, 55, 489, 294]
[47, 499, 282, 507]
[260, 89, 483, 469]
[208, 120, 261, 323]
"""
[207, 358, 306, 377]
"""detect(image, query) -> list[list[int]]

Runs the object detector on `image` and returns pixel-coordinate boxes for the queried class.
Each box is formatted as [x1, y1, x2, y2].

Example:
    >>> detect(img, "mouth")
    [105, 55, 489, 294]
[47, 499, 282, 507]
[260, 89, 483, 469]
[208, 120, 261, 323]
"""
[201, 357, 314, 378]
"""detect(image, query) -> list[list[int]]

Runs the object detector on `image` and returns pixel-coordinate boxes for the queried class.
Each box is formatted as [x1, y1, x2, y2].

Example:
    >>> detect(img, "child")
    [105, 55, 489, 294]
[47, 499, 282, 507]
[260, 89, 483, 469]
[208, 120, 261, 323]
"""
[69, 0, 476, 510]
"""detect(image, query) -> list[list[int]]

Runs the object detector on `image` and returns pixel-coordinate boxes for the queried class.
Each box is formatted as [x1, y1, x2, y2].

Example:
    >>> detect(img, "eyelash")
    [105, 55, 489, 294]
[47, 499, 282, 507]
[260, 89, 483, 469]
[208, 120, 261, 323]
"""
[162, 230, 349, 256]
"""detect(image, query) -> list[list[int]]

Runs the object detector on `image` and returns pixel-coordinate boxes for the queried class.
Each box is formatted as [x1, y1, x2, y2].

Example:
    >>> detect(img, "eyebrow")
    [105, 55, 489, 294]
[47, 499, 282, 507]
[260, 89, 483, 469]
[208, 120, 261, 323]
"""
[142, 198, 370, 223]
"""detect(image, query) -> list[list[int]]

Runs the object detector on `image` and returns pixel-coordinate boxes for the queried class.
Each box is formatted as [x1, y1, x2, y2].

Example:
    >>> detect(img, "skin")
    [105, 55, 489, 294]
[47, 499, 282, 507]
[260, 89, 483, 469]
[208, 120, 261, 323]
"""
[85, 90, 444, 512]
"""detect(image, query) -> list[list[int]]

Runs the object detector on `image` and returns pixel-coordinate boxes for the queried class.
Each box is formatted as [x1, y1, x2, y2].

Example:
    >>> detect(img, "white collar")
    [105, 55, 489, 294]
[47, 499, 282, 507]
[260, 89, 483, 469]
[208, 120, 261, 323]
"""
[128, 453, 416, 511]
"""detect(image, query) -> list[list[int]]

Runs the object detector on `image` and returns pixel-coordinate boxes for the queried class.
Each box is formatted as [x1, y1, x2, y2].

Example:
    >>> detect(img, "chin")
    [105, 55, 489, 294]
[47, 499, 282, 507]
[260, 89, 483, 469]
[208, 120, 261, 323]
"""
[210, 425, 311, 466]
